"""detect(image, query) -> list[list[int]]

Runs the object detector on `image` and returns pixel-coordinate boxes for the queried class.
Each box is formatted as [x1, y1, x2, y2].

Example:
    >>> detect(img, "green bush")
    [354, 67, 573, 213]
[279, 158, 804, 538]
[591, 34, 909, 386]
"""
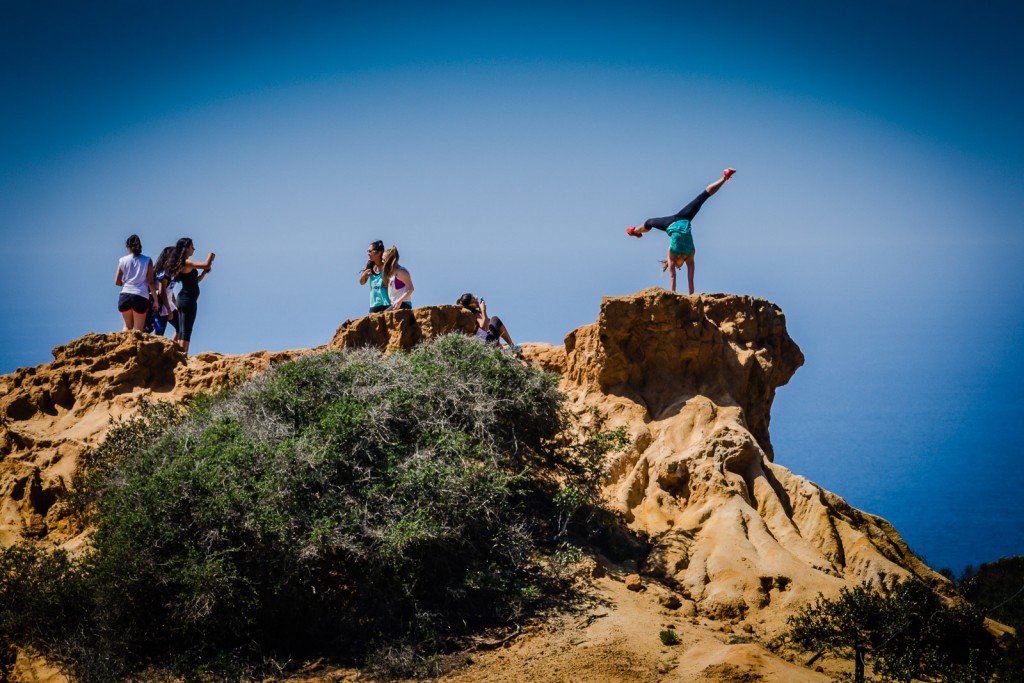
[2, 335, 630, 680]
[958, 557, 1024, 682]
[785, 579, 1001, 682]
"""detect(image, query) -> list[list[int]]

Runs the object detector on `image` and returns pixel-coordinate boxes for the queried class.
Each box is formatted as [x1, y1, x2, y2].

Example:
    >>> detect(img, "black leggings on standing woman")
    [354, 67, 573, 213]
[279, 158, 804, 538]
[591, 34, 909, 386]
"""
[176, 269, 200, 342]
[176, 299, 198, 342]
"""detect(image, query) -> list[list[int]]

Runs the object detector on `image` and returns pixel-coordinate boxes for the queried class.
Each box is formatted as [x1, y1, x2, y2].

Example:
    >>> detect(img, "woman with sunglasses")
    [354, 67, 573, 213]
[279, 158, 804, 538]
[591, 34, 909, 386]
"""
[359, 240, 391, 313]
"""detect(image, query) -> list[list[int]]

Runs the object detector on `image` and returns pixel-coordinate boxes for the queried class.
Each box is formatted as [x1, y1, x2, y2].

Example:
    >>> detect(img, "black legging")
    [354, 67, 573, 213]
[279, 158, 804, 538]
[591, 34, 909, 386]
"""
[176, 269, 201, 342]
[484, 315, 504, 343]
[177, 298, 198, 342]
[643, 189, 711, 231]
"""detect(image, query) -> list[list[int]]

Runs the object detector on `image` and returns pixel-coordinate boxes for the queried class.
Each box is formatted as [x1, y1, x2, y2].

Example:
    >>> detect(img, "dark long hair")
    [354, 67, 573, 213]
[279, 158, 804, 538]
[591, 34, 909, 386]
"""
[167, 237, 193, 279]
[125, 234, 142, 256]
[154, 246, 175, 277]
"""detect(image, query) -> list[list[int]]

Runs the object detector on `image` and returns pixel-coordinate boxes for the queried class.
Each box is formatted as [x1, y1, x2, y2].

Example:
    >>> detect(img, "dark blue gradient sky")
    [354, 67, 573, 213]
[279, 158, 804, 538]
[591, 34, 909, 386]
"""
[2, 0, 1022, 571]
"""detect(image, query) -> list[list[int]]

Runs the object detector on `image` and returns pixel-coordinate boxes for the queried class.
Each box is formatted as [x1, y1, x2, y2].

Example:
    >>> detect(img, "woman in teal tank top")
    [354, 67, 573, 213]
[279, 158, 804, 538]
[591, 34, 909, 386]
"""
[625, 168, 735, 294]
[359, 240, 392, 313]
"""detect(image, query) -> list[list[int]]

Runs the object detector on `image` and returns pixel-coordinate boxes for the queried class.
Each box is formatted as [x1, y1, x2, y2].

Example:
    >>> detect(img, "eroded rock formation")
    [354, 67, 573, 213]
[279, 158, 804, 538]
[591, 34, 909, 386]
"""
[522, 289, 945, 625]
[330, 305, 477, 352]
[0, 333, 301, 545]
[1, 290, 947, 631]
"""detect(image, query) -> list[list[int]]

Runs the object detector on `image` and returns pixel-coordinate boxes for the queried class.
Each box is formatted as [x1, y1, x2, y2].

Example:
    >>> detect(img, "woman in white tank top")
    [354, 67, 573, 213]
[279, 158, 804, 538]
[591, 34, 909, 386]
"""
[382, 245, 414, 311]
[115, 234, 156, 332]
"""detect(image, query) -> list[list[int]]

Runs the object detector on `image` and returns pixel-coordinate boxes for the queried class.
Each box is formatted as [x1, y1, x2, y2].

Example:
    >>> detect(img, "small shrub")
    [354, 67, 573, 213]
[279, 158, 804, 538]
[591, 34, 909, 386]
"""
[0, 545, 87, 676]
[659, 629, 680, 646]
[958, 556, 1024, 681]
[549, 408, 629, 539]
[785, 579, 1001, 682]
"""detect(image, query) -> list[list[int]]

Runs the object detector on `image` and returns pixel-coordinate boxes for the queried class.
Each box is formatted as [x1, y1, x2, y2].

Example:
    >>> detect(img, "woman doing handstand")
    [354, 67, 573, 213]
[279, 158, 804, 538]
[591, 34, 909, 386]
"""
[626, 168, 735, 294]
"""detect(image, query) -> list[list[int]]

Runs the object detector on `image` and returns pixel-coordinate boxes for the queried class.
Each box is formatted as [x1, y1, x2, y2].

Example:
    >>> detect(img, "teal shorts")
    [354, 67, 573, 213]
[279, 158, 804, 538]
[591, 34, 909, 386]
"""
[667, 220, 694, 257]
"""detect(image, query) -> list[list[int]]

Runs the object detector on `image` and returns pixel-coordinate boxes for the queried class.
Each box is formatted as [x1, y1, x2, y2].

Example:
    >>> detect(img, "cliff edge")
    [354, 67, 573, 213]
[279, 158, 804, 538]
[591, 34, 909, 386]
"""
[0, 291, 953, 681]
[521, 289, 945, 629]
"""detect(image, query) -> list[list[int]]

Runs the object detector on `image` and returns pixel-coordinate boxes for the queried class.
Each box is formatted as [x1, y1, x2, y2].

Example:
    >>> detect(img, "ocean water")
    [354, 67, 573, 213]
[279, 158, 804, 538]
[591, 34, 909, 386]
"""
[770, 325, 1024, 575]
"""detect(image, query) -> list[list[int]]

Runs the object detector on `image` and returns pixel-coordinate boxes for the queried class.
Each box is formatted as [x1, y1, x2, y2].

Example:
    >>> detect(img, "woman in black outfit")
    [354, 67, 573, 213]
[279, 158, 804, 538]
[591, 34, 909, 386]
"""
[167, 237, 216, 355]
[457, 293, 515, 348]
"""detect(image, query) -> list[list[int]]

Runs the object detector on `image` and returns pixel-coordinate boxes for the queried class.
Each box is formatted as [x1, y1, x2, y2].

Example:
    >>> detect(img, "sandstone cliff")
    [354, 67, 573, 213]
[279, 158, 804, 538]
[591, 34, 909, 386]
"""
[524, 289, 945, 628]
[0, 291, 951, 681]
[330, 304, 478, 352]
[0, 333, 302, 545]
[0, 306, 479, 546]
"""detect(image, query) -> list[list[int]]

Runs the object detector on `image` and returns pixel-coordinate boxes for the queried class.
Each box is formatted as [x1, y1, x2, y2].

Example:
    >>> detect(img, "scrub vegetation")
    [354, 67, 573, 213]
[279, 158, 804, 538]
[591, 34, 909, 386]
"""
[0, 335, 631, 681]
[958, 557, 1024, 681]
[782, 577, 1019, 682]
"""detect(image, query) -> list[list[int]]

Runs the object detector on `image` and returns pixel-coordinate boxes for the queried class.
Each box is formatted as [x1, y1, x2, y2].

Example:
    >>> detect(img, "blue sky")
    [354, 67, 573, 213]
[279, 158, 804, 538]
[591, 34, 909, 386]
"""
[2, 0, 1022, 570]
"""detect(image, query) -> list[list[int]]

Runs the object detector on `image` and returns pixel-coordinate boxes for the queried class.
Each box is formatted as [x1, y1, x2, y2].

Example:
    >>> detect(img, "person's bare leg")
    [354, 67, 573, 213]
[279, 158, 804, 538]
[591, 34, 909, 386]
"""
[131, 311, 147, 331]
[499, 326, 514, 347]
[121, 310, 134, 331]
[668, 250, 677, 292]
[180, 340, 190, 355]
[705, 168, 735, 196]
[685, 254, 696, 294]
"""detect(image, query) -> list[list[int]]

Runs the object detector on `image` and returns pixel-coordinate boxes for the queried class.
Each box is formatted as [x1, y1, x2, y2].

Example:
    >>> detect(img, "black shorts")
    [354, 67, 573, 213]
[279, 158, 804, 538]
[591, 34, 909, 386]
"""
[369, 303, 411, 313]
[118, 293, 149, 314]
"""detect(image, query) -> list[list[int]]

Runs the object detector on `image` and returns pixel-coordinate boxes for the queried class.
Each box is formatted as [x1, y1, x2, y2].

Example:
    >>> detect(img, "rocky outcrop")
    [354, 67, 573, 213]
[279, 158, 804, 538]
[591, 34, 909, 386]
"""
[0, 332, 302, 546]
[1, 292, 948, 633]
[560, 289, 803, 460]
[523, 289, 946, 627]
[330, 305, 477, 352]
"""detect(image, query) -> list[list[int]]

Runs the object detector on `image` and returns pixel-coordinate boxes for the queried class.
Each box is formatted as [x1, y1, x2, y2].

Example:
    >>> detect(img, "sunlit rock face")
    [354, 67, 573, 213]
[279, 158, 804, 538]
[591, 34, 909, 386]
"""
[329, 305, 477, 353]
[523, 289, 947, 624]
[1, 291, 949, 629]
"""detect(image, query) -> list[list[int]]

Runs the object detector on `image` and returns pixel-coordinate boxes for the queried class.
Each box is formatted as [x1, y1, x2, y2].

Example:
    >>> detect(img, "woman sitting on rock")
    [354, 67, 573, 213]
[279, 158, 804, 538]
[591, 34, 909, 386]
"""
[359, 240, 390, 313]
[457, 293, 515, 348]
[382, 246, 414, 311]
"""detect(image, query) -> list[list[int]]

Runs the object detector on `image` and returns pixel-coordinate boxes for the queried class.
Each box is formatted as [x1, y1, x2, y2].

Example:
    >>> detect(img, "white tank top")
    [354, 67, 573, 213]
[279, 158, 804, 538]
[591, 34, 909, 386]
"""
[119, 254, 151, 297]
[388, 266, 411, 305]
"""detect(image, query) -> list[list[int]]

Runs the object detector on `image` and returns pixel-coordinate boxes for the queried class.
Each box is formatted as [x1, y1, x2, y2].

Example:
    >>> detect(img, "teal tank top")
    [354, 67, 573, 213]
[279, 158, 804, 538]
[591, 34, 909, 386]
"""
[369, 270, 391, 308]
[667, 219, 695, 257]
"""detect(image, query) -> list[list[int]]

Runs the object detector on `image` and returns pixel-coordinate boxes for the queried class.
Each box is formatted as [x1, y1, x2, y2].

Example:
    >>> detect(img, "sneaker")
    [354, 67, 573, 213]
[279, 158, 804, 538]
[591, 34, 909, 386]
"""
[723, 168, 736, 180]
[626, 227, 642, 238]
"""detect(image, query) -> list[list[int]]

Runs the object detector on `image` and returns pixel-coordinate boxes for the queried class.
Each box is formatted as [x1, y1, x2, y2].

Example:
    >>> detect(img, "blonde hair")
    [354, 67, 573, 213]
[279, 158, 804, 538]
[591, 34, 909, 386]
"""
[382, 245, 400, 281]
